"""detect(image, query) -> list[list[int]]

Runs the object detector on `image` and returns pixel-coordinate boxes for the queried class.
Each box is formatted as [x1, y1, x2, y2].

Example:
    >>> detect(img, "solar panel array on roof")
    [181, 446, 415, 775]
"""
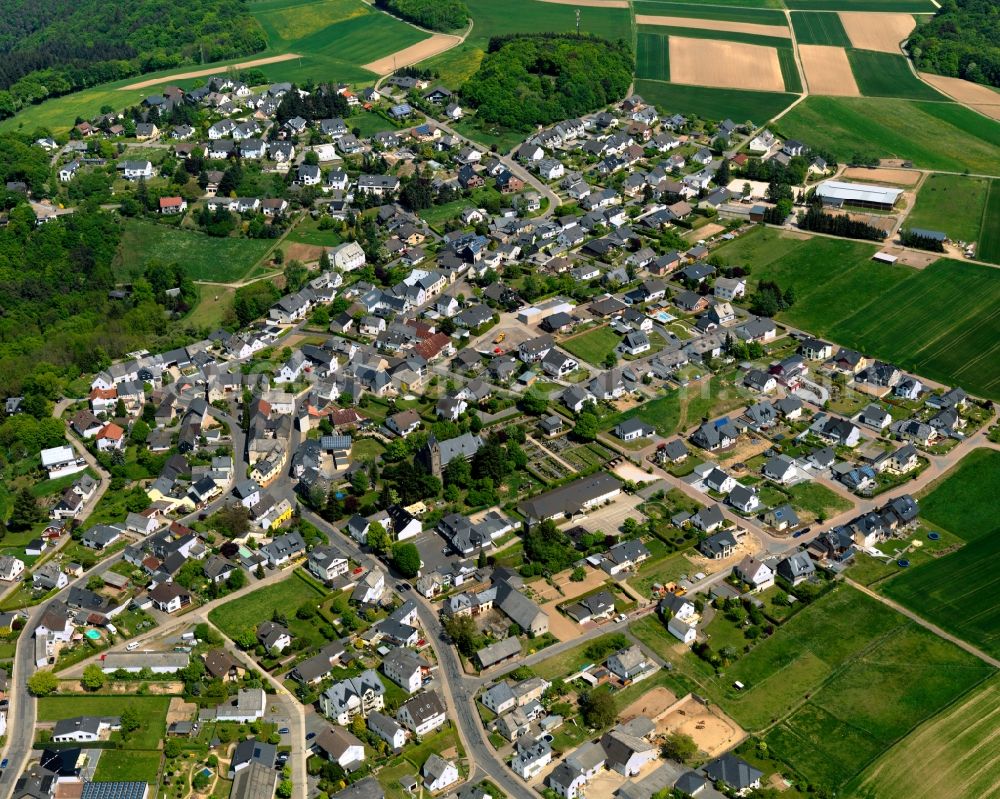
[82, 782, 149, 799]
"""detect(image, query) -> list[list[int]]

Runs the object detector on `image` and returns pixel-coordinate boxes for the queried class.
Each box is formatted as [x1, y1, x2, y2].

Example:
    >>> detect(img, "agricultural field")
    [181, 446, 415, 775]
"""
[846, 50, 949, 100]
[208, 571, 329, 646]
[114, 220, 274, 283]
[0, 0, 426, 134]
[764, 625, 991, 790]
[775, 97, 1000, 173]
[905, 174, 991, 245]
[783, 0, 936, 9]
[714, 228, 1000, 398]
[635, 80, 797, 123]
[633, 2, 788, 24]
[561, 326, 622, 366]
[789, 11, 851, 46]
[633, 586, 994, 791]
[979, 181, 1000, 264]
[848, 674, 1000, 799]
[839, 11, 916, 53]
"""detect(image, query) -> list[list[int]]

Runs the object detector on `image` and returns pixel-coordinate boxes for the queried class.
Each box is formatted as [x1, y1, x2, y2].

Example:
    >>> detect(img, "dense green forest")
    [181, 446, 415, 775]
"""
[0, 136, 202, 401]
[374, 0, 468, 32]
[461, 34, 633, 130]
[0, 0, 266, 119]
[909, 0, 1000, 87]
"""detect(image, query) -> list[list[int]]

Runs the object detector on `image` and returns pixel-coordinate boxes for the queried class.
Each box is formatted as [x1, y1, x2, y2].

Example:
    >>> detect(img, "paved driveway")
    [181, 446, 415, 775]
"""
[569, 493, 647, 535]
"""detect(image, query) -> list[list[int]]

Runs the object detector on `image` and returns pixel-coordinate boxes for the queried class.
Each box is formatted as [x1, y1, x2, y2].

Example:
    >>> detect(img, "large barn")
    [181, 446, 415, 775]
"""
[815, 180, 903, 211]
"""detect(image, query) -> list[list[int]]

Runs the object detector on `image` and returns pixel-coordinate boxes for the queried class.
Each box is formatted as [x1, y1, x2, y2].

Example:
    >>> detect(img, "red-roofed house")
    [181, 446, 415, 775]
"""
[414, 333, 454, 362]
[159, 196, 188, 214]
[89, 387, 118, 414]
[95, 422, 126, 451]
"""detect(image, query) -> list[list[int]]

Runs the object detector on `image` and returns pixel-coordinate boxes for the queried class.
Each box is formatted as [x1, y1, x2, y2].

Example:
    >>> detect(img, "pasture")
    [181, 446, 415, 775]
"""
[849, 675, 1000, 799]
[115, 220, 274, 283]
[712, 228, 1000, 398]
[775, 96, 1000, 174]
[881, 534, 1000, 659]
[846, 50, 950, 101]
[635, 80, 796, 122]
[561, 326, 622, 366]
[789, 11, 850, 46]
[979, 182, 1000, 264]
[919, 448, 1000, 543]
[906, 174, 991, 245]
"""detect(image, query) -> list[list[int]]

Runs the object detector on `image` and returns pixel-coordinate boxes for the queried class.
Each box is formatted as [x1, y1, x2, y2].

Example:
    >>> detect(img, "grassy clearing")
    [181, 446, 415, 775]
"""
[978, 181, 1000, 264]
[906, 173, 991, 244]
[115, 220, 273, 283]
[633, 0, 786, 16]
[561, 326, 622, 366]
[600, 391, 681, 436]
[636, 80, 797, 123]
[917, 448, 1000, 542]
[846, 50, 950, 101]
[882, 532, 1000, 659]
[93, 750, 162, 784]
[39, 695, 169, 749]
[533, 633, 630, 681]
[784, 481, 852, 520]
[848, 674, 1000, 799]
[775, 96, 1000, 173]
[789, 11, 851, 46]
[712, 227, 1000, 399]
[186, 285, 236, 330]
[208, 570, 328, 645]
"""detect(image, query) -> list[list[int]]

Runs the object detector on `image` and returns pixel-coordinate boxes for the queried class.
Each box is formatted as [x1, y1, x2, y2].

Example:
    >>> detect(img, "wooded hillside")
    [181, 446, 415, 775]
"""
[909, 0, 1000, 87]
[0, 0, 266, 119]
[374, 0, 468, 32]
[461, 34, 633, 130]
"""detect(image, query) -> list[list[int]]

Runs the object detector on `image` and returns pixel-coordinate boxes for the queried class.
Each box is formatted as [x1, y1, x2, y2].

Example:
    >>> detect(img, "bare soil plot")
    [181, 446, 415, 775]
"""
[841, 166, 921, 186]
[668, 37, 784, 92]
[363, 34, 462, 75]
[798, 45, 860, 96]
[919, 73, 1000, 121]
[167, 697, 198, 724]
[635, 15, 789, 38]
[119, 54, 302, 90]
[876, 245, 939, 269]
[621, 685, 678, 721]
[839, 12, 915, 53]
[283, 242, 327, 264]
[541, 0, 628, 6]
[654, 694, 746, 758]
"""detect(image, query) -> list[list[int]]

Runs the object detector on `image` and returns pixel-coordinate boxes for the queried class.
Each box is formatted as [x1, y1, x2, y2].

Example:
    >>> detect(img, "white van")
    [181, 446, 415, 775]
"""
[125, 641, 139, 652]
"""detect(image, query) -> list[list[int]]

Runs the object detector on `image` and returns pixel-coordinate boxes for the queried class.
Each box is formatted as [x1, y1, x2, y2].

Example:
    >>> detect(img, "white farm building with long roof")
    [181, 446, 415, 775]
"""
[815, 180, 903, 210]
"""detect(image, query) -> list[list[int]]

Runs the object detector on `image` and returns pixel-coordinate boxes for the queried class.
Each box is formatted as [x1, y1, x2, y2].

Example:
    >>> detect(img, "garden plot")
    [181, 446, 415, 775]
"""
[798, 45, 860, 95]
[839, 11, 915, 53]
[668, 37, 785, 92]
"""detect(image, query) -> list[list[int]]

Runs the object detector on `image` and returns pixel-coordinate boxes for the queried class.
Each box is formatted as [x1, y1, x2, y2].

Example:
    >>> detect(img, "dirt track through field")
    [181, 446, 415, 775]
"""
[363, 34, 462, 75]
[635, 15, 789, 38]
[119, 54, 302, 90]
[798, 45, 860, 96]
[669, 36, 784, 92]
[839, 12, 915, 53]
[919, 73, 1000, 121]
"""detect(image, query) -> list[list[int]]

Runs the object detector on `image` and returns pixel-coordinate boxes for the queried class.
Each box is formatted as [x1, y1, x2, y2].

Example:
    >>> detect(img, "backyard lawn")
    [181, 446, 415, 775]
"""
[208, 570, 328, 646]
[93, 750, 162, 784]
[561, 327, 622, 366]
